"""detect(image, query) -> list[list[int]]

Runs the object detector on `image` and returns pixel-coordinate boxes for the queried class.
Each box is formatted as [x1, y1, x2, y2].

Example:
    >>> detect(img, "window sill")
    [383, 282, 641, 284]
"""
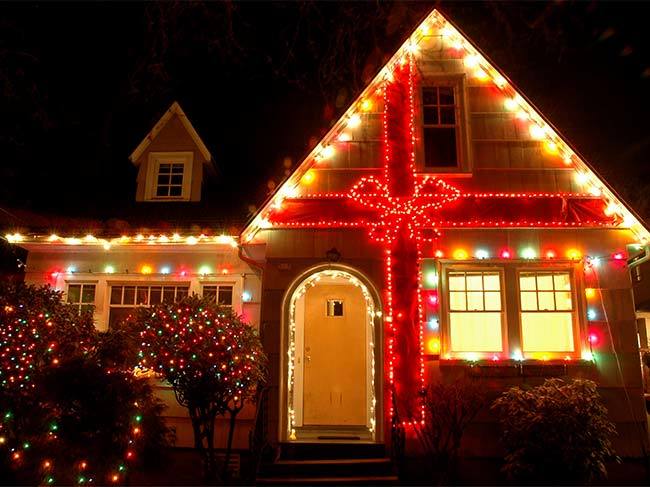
[436, 358, 595, 378]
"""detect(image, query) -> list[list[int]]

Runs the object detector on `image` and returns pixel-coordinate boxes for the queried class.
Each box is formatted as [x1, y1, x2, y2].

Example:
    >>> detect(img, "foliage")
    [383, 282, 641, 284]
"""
[128, 295, 267, 482]
[412, 380, 486, 483]
[0, 283, 173, 485]
[491, 378, 617, 483]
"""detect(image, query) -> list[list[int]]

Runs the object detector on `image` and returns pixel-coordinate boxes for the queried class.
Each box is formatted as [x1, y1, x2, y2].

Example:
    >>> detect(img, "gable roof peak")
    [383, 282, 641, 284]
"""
[129, 101, 212, 165]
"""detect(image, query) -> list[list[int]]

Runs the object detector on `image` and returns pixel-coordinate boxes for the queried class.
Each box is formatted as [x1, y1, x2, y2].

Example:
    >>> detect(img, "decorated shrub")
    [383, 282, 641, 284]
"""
[491, 378, 617, 483]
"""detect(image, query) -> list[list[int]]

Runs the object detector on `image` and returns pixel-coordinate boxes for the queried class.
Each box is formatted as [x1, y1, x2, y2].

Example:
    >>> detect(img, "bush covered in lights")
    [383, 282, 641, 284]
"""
[0, 283, 172, 485]
[128, 295, 267, 482]
[491, 378, 617, 483]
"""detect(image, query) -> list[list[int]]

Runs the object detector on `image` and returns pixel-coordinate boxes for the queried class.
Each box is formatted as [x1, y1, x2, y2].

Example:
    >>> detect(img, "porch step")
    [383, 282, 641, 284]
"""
[278, 441, 386, 460]
[262, 457, 393, 477]
[257, 443, 395, 485]
[255, 474, 399, 485]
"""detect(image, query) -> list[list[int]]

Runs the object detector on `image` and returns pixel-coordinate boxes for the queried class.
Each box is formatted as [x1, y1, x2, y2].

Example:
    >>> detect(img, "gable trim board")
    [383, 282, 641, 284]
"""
[129, 101, 212, 165]
[241, 8, 649, 244]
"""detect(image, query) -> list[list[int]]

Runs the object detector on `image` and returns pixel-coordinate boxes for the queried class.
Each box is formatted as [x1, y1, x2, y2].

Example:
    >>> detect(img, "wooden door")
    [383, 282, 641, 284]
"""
[302, 283, 367, 426]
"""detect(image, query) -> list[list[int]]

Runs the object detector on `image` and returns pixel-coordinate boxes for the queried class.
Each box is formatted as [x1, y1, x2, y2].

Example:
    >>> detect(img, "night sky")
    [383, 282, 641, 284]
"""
[1, 1, 650, 229]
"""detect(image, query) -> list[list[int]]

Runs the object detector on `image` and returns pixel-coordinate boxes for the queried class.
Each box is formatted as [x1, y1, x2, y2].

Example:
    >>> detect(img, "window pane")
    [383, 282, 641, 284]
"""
[554, 273, 571, 291]
[110, 286, 122, 305]
[466, 274, 483, 291]
[170, 174, 183, 185]
[162, 287, 175, 303]
[150, 286, 162, 304]
[521, 312, 574, 352]
[171, 164, 184, 174]
[159, 163, 171, 174]
[169, 186, 182, 197]
[483, 274, 500, 291]
[423, 107, 439, 125]
[136, 287, 149, 305]
[537, 292, 555, 311]
[448, 274, 465, 291]
[467, 291, 484, 311]
[520, 291, 537, 311]
[424, 127, 457, 167]
[123, 286, 135, 305]
[67, 285, 81, 304]
[156, 185, 169, 197]
[438, 87, 454, 105]
[555, 291, 573, 311]
[440, 107, 455, 125]
[450, 312, 502, 352]
[203, 286, 217, 302]
[81, 285, 96, 304]
[537, 274, 554, 291]
[422, 87, 437, 105]
[218, 286, 233, 306]
[484, 291, 501, 311]
[519, 274, 536, 291]
[449, 291, 466, 311]
[157, 174, 168, 185]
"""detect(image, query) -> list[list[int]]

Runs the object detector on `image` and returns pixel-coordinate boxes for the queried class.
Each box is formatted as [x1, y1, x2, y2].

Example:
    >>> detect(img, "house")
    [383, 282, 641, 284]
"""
[241, 8, 650, 462]
[4, 102, 264, 451]
[3, 7, 649, 475]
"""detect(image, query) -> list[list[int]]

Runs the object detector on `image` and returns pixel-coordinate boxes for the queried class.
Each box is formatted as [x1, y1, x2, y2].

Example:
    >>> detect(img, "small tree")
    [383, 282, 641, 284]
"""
[491, 378, 617, 483]
[0, 283, 172, 485]
[130, 295, 267, 482]
[412, 380, 485, 483]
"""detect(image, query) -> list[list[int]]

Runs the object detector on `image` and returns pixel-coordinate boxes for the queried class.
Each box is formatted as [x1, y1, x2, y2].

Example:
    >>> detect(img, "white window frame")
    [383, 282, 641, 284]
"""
[144, 152, 193, 201]
[201, 283, 235, 308]
[65, 282, 97, 314]
[443, 268, 507, 355]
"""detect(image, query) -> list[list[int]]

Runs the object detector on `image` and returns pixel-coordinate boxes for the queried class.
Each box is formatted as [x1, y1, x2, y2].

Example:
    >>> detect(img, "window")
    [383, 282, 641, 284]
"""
[519, 272, 575, 352]
[144, 152, 193, 201]
[67, 283, 96, 314]
[422, 86, 458, 168]
[327, 299, 344, 317]
[202, 285, 233, 307]
[108, 284, 189, 328]
[448, 271, 503, 352]
[156, 163, 184, 197]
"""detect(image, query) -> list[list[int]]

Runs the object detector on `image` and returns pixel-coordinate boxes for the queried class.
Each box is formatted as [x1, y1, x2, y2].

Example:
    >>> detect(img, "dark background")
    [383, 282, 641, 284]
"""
[1, 0, 649, 225]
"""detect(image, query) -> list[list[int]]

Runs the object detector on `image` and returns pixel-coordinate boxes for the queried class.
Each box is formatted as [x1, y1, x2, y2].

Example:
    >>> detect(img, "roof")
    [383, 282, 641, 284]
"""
[241, 8, 650, 244]
[129, 101, 212, 164]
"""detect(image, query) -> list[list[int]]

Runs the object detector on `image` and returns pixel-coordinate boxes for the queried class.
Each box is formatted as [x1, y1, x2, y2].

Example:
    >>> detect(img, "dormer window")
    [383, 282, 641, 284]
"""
[144, 152, 193, 201]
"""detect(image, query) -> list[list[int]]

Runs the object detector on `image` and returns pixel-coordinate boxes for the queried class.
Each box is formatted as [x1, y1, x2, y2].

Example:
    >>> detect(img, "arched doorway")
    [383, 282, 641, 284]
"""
[281, 265, 382, 442]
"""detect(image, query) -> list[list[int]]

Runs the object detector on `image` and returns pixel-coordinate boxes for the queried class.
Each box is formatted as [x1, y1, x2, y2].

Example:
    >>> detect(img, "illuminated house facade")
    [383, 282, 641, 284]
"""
[4, 8, 649, 461]
[241, 9, 649, 457]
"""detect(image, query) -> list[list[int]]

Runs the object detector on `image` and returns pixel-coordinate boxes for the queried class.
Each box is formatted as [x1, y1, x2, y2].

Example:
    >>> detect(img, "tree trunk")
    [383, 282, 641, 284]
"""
[222, 408, 240, 480]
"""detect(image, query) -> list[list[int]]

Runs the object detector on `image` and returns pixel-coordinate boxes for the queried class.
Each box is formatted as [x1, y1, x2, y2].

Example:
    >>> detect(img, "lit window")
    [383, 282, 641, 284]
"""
[326, 299, 344, 317]
[67, 283, 96, 314]
[108, 284, 189, 328]
[448, 271, 503, 352]
[155, 163, 185, 198]
[519, 271, 575, 352]
[422, 86, 458, 167]
[202, 285, 233, 307]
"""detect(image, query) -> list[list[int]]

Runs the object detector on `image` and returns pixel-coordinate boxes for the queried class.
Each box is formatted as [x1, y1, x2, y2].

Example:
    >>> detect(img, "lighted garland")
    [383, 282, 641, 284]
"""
[0, 284, 150, 485]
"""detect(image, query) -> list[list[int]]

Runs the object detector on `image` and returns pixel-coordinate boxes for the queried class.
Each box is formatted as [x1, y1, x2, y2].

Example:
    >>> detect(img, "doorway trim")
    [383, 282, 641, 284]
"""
[279, 263, 383, 442]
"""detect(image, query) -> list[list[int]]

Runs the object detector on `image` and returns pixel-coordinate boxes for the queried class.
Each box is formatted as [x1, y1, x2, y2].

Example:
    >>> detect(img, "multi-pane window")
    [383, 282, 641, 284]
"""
[448, 271, 503, 352]
[519, 272, 575, 352]
[202, 285, 233, 307]
[422, 86, 458, 167]
[156, 163, 185, 197]
[108, 284, 189, 328]
[67, 283, 96, 314]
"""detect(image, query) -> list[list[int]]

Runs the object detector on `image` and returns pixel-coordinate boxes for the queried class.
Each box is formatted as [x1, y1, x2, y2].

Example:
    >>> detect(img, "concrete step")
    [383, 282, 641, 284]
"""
[255, 474, 399, 485]
[278, 442, 386, 460]
[261, 457, 393, 478]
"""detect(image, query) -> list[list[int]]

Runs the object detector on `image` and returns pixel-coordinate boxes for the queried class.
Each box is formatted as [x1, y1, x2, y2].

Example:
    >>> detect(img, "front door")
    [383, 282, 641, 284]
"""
[302, 283, 367, 426]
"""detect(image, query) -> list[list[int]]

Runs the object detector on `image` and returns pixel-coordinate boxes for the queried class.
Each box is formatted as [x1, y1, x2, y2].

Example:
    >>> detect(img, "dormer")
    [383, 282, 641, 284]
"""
[129, 102, 214, 202]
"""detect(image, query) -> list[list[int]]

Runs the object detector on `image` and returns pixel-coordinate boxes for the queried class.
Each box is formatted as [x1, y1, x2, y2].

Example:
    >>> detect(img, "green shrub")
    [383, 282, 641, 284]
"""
[491, 378, 617, 483]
